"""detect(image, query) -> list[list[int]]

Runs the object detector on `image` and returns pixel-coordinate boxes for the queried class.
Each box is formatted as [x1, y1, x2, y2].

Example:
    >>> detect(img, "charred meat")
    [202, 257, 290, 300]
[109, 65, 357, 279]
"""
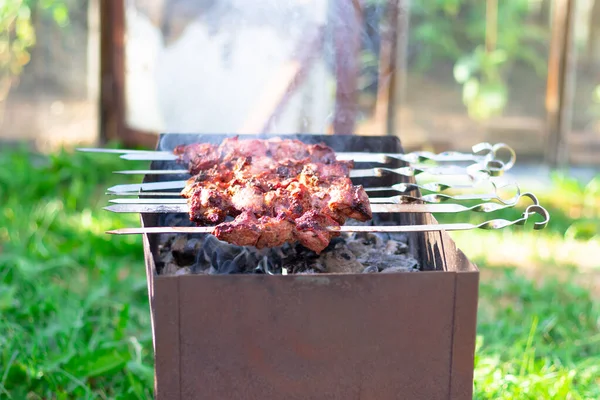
[175, 137, 372, 253]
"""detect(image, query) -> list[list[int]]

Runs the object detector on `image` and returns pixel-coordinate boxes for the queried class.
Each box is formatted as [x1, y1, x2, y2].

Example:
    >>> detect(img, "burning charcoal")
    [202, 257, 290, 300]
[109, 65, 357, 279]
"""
[309, 261, 326, 273]
[219, 260, 239, 274]
[257, 256, 277, 275]
[381, 265, 418, 273]
[362, 266, 379, 273]
[175, 267, 192, 276]
[171, 236, 187, 253]
[207, 266, 218, 275]
[297, 269, 318, 275]
[322, 244, 364, 274]
[163, 263, 179, 275]
[384, 240, 408, 255]
[323, 237, 347, 251]
[172, 236, 202, 265]
[380, 256, 419, 272]
[158, 233, 178, 251]
[346, 239, 371, 258]
[161, 251, 175, 264]
[388, 233, 409, 244]
[363, 233, 384, 248]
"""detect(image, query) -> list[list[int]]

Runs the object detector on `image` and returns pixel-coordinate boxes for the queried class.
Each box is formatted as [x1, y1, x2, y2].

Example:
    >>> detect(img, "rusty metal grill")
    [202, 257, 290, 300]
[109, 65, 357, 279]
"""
[79, 133, 549, 399]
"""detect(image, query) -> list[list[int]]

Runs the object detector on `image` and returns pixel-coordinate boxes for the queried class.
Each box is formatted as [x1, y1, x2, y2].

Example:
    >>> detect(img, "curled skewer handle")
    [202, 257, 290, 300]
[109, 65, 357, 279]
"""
[476, 203, 549, 231]
[491, 143, 517, 171]
[371, 192, 539, 214]
[520, 204, 550, 230]
[374, 163, 501, 180]
[364, 181, 521, 205]
[420, 181, 521, 205]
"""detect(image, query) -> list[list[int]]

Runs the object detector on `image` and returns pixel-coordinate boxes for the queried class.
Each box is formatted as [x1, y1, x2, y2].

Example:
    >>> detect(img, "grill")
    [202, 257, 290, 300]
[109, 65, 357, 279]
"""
[83, 133, 549, 399]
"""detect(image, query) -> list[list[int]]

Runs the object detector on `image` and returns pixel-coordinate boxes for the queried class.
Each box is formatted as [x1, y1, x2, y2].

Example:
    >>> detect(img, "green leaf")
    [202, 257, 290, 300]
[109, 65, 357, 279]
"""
[63, 347, 131, 379]
[564, 220, 598, 241]
[462, 78, 480, 103]
[126, 361, 154, 388]
[488, 49, 508, 65]
[453, 56, 477, 84]
[478, 83, 508, 112]
[114, 304, 130, 341]
[0, 285, 18, 311]
[594, 86, 600, 103]
[52, 4, 69, 27]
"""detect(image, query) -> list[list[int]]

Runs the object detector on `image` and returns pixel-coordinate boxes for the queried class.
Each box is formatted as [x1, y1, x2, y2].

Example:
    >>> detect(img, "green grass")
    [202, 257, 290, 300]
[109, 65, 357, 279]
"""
[0, 145, 598, 399]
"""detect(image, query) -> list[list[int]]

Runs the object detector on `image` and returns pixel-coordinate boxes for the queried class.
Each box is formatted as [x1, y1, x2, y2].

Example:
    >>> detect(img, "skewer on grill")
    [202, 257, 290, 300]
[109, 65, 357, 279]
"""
[105, 180, 512, 195]
[78, 142, 516, 170]
[107, 190, 520, 206]
[106, 181, 521, 205]
[104, 176, 509, 195]
[106, 204, 550, 235]
[104, 192, 539, 215]
[113, 163, 504, 180]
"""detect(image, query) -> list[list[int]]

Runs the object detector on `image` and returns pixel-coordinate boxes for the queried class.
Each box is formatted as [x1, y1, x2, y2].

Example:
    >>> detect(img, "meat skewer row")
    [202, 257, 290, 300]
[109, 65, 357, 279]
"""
[170, 138, 373, 253]
[79, 140, 516, 171]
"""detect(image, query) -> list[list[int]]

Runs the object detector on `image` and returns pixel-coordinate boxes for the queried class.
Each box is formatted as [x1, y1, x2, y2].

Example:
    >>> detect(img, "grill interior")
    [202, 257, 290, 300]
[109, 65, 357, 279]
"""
[140, 133, 445, 272]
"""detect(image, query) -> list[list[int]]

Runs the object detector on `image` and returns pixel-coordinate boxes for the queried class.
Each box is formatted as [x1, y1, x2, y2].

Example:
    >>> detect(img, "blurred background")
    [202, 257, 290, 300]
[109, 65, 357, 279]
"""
[1, 0, 599, 398]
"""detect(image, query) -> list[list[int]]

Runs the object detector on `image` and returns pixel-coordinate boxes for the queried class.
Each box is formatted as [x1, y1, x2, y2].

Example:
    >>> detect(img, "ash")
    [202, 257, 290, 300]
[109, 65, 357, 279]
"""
[156, 215, 419, 276]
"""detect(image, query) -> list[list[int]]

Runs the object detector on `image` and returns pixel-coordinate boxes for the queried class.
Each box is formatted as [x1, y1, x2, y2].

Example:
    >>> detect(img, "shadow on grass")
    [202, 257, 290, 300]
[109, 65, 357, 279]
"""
[0, 146, 155, 399]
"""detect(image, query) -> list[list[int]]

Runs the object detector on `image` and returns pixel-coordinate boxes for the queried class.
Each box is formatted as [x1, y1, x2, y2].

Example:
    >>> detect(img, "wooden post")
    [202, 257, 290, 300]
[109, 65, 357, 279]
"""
[99, 0, 125, 144]
[373, 0, 399, 136]
[100, 0, 157, 148]
[545, 0, 577, 167]
[485, 0, 498, 53]
[389, 0, 410, 136]
[332, 0, 363, 135]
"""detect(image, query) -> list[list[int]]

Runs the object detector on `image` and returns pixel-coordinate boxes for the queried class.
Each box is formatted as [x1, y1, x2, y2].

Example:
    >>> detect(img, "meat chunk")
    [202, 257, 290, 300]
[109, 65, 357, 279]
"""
[294, 211, 341, 254]
[188, 188, 230, 225]
[175, 137, 372, 253]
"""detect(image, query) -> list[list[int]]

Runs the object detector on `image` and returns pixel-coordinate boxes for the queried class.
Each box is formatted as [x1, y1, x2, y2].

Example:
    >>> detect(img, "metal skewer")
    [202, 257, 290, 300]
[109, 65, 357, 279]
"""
[79, 142, 516, 171]
[105, 204, 549, 235]
[113, 163, 504, 179]
[107, 188, 520, 206]
[103, 192, 539, 215]
[364, 181, 520, 205]
[105, 175, 513, 195]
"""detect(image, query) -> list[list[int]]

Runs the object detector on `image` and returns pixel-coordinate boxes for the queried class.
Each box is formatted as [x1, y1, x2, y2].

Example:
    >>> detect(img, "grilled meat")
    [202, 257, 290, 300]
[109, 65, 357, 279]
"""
[174, 136, 340, 174]
[176, 137, 372, 253]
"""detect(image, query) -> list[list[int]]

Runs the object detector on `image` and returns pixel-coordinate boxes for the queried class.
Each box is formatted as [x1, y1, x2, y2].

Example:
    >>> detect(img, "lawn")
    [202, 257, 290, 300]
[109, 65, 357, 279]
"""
[0, 145, 599, 399]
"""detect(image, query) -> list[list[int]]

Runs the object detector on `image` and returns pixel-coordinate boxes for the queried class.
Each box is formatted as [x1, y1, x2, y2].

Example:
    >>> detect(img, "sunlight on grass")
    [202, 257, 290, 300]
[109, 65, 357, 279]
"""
[449, 230, 600, 270]
[474, 269, 600, 399]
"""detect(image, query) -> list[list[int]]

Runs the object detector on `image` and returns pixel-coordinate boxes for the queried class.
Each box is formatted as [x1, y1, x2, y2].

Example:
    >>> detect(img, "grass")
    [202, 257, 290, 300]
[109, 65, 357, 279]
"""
[0, 145, 598, 399]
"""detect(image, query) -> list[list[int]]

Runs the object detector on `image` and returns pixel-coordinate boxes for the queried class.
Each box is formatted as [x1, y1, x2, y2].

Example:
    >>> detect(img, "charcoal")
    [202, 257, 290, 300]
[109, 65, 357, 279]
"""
[384, 240, 408, 255]
[172, 237, 202, 265]
[157, 215, 420, 275]
[297, 269, 318, 275]
[389, 233, 409, 244]
[380, 256, 419, 272]
[381, 265, 418, 273]
[175, 267, 192, 276]
[322, 245, 364, 274]
[163, 263, 179, 275]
